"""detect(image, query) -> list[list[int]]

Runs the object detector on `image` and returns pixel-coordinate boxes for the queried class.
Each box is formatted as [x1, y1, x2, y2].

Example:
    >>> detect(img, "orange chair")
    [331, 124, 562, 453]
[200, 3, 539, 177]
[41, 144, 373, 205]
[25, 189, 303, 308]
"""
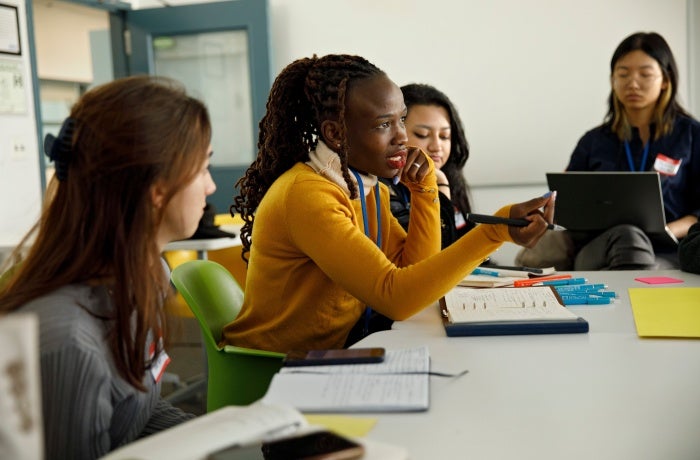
[162, 250, 199, 318]
[210, 213, 247, 288]
[208, 245, 247, 288]
[163, 212, 246, 298]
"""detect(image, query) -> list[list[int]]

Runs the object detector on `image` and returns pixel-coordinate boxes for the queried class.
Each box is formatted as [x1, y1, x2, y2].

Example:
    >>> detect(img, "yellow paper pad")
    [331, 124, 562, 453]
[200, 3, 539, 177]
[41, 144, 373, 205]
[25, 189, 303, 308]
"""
[629, 287, 700, 338]
[303, 415, 377, 438]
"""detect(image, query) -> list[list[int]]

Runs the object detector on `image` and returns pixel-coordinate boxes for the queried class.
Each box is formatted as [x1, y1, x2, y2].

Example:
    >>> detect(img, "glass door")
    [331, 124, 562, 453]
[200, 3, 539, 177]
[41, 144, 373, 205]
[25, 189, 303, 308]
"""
[118, 0, 271, 213]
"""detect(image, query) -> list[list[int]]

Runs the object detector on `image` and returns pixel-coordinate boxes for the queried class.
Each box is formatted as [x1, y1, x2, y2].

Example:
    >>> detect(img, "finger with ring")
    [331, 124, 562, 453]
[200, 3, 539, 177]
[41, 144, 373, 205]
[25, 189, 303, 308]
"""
[411, 162, 421, 168]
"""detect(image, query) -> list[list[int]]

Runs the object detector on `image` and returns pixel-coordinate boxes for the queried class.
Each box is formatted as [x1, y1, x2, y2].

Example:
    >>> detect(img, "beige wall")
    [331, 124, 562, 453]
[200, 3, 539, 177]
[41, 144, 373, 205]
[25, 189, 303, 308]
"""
[33, 0, 108, 82]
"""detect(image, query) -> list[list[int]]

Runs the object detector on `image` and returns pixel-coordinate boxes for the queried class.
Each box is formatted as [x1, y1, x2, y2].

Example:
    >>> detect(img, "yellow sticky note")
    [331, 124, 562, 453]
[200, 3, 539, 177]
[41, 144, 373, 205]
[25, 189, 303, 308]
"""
[303, 414, 377, 438]
[629, 287, 700, 338]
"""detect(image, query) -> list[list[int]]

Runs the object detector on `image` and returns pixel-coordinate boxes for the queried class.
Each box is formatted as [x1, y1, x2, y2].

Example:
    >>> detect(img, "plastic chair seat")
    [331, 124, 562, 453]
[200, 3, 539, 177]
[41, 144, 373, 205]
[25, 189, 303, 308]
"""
[170, 260, 284, 411]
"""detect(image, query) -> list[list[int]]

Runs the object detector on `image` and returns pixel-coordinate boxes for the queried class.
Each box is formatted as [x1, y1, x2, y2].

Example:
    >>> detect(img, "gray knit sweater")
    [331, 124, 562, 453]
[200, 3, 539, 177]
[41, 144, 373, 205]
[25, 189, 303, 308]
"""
[17, 284, 193, 460]
[679, 222, 700, 274]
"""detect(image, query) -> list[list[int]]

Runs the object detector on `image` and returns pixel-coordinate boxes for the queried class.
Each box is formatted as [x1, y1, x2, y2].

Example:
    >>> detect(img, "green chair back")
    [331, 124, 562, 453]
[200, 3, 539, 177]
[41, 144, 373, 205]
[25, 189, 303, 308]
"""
[170, 260, 284, 411]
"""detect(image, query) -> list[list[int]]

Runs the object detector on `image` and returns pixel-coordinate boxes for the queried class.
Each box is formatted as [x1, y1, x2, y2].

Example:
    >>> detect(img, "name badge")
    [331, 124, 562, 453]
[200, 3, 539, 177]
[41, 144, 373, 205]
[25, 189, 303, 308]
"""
[454, 208, 467, 229]
[149, 341, 171, 383]
[653, 153, 682, 176]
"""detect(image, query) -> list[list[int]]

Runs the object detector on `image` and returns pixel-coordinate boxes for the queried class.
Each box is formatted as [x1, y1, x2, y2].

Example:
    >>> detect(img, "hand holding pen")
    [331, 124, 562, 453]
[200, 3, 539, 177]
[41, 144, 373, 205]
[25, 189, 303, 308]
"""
[487, 192, 558, 248]
[466, 213, 566, 231]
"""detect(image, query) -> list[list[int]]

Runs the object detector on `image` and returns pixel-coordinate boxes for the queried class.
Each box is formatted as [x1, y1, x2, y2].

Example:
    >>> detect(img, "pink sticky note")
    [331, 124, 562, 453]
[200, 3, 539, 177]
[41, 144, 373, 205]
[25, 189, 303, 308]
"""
[634, 276, 684, 285]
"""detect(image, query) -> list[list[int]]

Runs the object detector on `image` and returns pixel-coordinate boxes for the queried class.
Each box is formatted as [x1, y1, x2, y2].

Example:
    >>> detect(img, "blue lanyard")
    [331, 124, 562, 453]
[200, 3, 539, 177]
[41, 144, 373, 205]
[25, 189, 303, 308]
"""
[398, 185, 410, 209]
[624, 140, 649, 172]
[350, 169, 381, 336]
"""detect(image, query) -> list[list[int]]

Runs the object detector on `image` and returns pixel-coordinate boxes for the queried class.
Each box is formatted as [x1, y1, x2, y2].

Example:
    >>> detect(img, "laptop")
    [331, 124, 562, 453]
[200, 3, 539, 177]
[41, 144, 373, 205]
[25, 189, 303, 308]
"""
[546, 171, 678, 248]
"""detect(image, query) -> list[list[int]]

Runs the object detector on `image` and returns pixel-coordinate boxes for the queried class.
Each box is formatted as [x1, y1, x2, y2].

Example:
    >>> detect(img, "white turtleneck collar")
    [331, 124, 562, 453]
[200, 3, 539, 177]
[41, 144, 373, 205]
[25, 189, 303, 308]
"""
[306, 140, 377, 197]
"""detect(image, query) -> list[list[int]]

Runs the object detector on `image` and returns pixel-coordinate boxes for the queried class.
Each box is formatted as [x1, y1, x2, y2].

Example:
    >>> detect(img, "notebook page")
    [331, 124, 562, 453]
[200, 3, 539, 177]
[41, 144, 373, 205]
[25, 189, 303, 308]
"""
[280, 346, 429, 375]
[444, 286, 578, 323]
[263, 372, 429, 412]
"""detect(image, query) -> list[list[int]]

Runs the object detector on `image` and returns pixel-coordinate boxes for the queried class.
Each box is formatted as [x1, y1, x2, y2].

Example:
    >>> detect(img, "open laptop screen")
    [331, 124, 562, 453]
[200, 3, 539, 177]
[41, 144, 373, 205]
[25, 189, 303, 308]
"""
[546, 171, 678, 246]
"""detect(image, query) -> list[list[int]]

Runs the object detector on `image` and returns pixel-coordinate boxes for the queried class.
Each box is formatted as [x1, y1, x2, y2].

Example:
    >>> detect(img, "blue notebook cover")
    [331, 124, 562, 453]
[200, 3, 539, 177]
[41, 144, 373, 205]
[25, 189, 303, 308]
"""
[439, 287, 589, 337]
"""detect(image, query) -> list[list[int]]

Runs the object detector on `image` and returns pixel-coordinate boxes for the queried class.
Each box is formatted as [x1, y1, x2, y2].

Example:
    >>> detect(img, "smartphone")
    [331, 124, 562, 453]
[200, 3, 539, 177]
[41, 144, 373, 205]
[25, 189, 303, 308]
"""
[283, 347, 385, 367]
[206, 430, 365, 460]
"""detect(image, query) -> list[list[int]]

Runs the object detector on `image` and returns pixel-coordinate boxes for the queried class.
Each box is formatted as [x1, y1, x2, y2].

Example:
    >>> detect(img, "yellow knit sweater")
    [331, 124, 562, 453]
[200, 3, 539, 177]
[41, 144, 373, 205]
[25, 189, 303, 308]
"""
[222, 162, 512, 352]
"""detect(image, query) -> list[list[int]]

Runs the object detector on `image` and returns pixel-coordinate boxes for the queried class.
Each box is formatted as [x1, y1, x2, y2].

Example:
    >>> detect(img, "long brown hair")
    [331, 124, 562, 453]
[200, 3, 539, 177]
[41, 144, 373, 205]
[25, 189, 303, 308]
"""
[0, 76, 211, 390]
[401, 83, 472, 218]
[231, 54, 383, 261]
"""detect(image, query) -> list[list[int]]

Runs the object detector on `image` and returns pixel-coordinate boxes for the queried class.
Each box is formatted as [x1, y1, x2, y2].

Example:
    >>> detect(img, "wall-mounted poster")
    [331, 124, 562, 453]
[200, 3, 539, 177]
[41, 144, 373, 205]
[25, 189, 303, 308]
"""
[0, 58, 26, 113]
[0, 4, 21, 56]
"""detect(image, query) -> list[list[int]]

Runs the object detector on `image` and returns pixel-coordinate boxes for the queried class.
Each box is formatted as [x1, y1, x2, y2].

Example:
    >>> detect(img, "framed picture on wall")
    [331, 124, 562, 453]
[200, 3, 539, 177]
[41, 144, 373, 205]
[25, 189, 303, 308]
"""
[0, 3, 21, 56]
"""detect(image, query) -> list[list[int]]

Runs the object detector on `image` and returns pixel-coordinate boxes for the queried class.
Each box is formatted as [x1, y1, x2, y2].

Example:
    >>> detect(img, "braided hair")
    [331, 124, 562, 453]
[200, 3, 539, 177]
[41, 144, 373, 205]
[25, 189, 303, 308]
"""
[232, 54, 384, 261]
[401, 83, 473, 218]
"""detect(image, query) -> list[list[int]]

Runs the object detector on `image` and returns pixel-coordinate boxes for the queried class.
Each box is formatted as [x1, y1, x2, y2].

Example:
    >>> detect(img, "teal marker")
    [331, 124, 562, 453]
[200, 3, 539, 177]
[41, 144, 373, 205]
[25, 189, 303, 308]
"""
[554, 283, 607, 293]
[560, 294, 611, 305]
[541, 277, 587, 286]
[471, 267, 500, 277]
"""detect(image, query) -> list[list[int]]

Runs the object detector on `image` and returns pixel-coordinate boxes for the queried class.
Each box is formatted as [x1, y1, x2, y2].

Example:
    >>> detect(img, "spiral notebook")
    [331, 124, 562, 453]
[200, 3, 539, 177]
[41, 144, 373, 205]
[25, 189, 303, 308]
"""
[440, 286, 589, 336]
[262, 346, 430, 412]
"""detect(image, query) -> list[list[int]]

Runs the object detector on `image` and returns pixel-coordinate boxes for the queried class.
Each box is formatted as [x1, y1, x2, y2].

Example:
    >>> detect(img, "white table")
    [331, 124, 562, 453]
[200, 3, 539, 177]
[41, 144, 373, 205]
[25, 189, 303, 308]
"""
[355, 269, 700, 460]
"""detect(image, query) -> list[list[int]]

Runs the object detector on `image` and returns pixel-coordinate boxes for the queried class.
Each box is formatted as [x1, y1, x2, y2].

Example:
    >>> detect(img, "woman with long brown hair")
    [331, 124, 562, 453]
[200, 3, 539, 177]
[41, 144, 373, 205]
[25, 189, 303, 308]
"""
[0, 75, 216, 459]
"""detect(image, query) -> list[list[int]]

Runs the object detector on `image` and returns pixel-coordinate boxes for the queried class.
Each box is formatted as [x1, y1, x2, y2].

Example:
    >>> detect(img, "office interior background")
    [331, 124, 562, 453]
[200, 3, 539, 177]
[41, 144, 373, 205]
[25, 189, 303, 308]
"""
[2, 0, 700, 266]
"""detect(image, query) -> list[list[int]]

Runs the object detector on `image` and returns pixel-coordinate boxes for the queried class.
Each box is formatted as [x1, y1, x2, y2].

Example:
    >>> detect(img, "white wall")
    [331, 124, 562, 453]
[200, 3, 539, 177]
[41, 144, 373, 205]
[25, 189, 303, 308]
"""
[267, 0, 688, 188]
[0, 0, 108, 258]
[264, 0, 689, 262]
[5, 0, 694, 264]
[0, 0, 42, 252]
[690, 0, 700, 113]
[25, 1, 696, 179]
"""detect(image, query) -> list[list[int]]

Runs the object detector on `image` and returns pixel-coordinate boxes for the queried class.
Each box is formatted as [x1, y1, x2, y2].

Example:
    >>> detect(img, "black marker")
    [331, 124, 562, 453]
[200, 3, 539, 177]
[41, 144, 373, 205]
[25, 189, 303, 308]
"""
[466, 213, 566, 231]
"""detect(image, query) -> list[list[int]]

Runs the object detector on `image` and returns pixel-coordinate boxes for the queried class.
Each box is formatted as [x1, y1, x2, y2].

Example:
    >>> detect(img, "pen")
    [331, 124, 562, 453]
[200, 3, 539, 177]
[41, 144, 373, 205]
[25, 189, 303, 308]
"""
[471, 267, 501, 277]
[466, 213, 566, 231]
[513, 274, 572, 287]
[486, 265, 551, 274]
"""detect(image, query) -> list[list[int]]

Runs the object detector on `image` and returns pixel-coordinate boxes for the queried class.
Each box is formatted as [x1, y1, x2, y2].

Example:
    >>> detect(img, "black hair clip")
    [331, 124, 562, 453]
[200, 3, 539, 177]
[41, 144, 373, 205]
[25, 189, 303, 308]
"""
[44, 117, 76, 181]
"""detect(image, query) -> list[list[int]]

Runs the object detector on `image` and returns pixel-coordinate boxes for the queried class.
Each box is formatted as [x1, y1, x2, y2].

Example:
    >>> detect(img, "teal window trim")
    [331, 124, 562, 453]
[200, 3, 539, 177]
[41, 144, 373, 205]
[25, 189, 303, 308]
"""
[24, 0, 45, 195]
[120, 0, 271, 146]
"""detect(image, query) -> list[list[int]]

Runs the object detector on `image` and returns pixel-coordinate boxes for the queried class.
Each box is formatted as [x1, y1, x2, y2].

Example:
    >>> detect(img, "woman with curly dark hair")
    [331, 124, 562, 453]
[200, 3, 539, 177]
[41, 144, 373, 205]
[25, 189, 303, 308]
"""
[225, 54, 555, 351]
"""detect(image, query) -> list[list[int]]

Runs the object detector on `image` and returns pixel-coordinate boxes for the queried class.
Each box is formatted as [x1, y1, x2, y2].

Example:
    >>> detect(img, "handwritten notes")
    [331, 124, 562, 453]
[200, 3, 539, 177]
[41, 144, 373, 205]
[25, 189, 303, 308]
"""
[263, 347, 430, 412]
[444, 286, 578, 323]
